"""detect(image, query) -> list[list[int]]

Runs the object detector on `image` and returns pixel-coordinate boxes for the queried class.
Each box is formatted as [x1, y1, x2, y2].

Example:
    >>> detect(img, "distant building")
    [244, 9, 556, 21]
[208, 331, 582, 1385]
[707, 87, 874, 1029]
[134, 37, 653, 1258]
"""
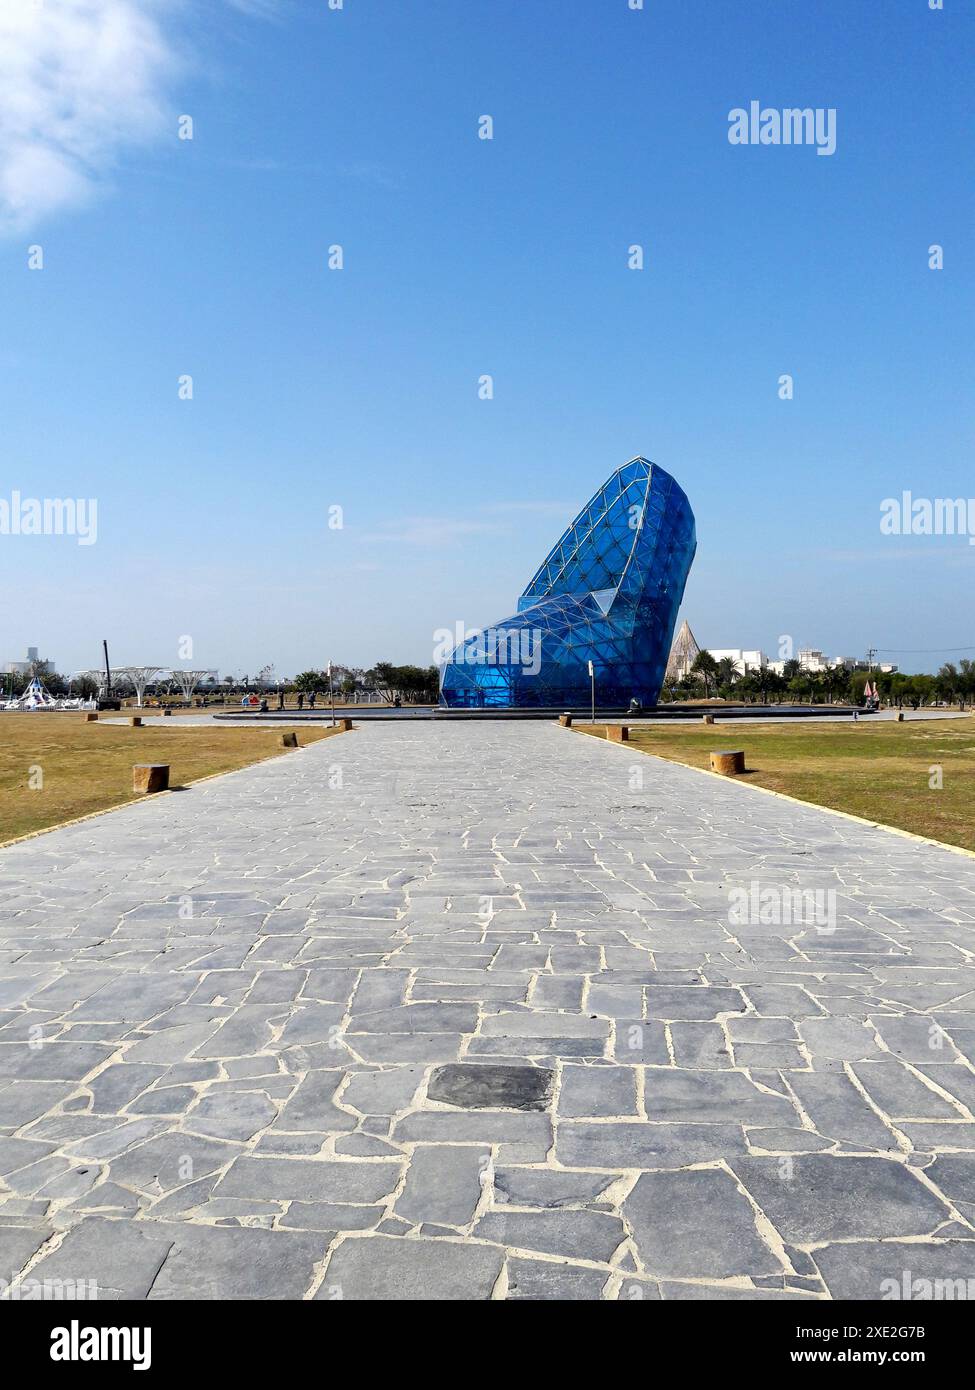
[709, 648, 768, 675]
[1, 645, 53, 677]
[775, 651, 899, 677]
[672, 639, 898, 682]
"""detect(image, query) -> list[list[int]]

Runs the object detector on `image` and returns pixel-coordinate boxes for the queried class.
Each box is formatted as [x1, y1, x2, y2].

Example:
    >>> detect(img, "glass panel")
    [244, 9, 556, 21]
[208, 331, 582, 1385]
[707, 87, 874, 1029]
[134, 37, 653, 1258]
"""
[440, 457, 696, 709]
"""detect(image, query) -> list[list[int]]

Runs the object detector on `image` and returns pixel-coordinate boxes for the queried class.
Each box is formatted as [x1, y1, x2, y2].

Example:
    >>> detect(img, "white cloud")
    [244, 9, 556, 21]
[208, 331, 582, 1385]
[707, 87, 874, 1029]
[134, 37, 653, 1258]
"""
[0, 0, 173, 232]
[0, 0, 276, 234]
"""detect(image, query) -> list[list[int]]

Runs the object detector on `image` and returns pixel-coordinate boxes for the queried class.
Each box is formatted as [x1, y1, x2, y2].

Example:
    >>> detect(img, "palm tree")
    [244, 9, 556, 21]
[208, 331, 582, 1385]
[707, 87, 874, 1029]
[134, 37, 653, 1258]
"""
[691, 650, 720, 699]
[959, 659, 975, 711]
[716, 657, 740, 690]
[821, 667, 846, 705]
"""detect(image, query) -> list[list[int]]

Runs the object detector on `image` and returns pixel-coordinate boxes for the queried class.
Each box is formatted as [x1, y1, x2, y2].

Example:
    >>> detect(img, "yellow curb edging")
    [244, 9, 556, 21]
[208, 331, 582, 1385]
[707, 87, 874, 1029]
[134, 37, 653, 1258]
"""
[578, 727, 975, 861]
[0, 724, 352, 851]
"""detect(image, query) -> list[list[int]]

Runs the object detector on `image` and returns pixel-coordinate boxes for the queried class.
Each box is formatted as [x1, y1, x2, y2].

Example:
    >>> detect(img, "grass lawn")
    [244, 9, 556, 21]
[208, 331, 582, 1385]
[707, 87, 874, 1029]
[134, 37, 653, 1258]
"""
[0, 714, 344, 844]
[578, 718, 975, 853]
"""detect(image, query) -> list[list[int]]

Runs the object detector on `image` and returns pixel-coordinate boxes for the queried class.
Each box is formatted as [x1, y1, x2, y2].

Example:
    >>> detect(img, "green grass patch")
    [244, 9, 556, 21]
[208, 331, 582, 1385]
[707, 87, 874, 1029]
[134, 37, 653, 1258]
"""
[578, 718, 975, 853]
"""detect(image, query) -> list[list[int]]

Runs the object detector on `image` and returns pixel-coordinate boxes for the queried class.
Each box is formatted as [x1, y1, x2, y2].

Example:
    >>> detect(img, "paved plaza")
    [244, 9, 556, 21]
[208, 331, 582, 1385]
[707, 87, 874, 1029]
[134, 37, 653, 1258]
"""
[1, 722, 974, 1300]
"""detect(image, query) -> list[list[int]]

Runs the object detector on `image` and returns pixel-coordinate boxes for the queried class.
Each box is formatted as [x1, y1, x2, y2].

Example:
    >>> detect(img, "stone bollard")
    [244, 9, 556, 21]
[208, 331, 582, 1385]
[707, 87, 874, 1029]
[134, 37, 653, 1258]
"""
[702, 714, 715, 725]
[133, 764, 169, 794]
[558, 712, 573, 728]
[82, 712, 98, 722]
[128, 716, 142, 727]
[710, 749, 745, 776]
[281, 732, 298, 748]
[606, 725, 629, 742]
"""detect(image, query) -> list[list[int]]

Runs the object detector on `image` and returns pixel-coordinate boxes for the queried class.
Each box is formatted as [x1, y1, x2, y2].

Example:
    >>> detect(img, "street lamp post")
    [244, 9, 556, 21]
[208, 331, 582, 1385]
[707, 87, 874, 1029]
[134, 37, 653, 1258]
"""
[588, 659, 595, 724]
[328, 661, 336, 728]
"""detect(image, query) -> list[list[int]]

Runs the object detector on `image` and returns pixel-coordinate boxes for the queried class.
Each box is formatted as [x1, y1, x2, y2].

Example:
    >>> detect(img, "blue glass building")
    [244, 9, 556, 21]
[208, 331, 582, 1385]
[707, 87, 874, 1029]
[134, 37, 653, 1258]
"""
[439, 457, 696, 709]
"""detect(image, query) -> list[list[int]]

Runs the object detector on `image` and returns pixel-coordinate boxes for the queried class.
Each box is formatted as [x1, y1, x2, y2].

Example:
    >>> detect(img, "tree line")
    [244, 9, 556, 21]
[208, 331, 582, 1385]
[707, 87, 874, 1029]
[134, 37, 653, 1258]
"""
[3, 661, 441, 705]
[291, 663, 440, 703]
[670, 653, 975, 710]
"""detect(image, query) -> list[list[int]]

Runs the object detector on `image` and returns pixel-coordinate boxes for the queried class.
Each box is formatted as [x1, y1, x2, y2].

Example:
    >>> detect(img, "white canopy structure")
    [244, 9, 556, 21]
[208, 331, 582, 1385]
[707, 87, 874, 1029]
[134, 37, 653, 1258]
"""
[171, 670, 212, 702]
[113, 666, 164, 708]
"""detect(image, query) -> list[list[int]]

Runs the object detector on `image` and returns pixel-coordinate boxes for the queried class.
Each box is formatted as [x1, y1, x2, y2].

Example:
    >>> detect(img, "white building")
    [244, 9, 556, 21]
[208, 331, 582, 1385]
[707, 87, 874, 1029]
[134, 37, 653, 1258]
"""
[706, 644, 898, 679]
[1, 645, 53, 677]
[708, 648, 768, 675]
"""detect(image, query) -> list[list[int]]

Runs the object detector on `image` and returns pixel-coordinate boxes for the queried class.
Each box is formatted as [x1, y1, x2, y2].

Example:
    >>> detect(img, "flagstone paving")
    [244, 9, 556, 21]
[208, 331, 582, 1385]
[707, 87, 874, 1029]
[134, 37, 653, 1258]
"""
[1, 721, 974, 1300]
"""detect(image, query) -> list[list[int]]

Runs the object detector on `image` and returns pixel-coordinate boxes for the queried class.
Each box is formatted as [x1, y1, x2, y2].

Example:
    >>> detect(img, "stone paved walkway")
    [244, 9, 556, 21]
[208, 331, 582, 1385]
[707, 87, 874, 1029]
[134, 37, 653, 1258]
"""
[1, 723, 974, 1300]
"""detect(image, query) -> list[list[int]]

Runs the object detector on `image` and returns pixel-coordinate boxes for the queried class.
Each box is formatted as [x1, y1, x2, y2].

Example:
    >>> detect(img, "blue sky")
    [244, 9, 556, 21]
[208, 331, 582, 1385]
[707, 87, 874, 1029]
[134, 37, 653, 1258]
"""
[1, 0, 971, 678]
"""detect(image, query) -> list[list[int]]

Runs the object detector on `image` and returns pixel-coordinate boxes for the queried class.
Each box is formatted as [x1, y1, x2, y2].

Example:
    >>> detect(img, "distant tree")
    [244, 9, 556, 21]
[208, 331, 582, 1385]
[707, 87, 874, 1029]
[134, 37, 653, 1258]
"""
[821, 667, 848, 704]
[68, 674, 100, 700]
[959, 659, 975, 711]
[672, 674, 699, 701]
[766, 668, 787, 704]
[294, 669, 328, 694]
[367, 662, 398, 703]
[365, 663, 439, 704]
[787, 675, 808, 704]
[716, 656, 740, 690]
[883, 672, 905, 707]
[691, 650, 720, 698]
[903, 674, 935, 709]
[735, 673, 758, 704]
[396, 665, 439, 702]
[849, 670, 869, 705]
[935, 663, 959, 706]
[364, 664, 439, 706]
